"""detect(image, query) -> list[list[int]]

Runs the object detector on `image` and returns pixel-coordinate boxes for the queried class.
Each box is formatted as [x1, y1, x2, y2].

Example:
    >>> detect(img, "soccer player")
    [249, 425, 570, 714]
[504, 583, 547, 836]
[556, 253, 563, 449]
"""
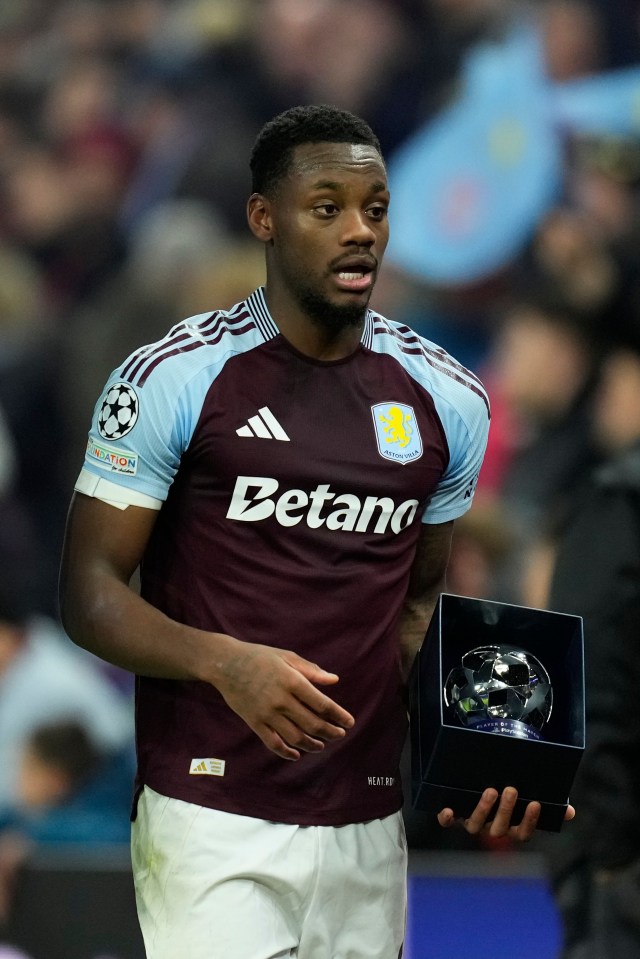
[59, 105, 572, 959]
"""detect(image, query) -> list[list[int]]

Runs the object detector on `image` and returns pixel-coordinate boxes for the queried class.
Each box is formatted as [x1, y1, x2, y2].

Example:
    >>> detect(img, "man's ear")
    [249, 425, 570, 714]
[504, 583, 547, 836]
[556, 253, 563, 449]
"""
[247, 193, 274, 242]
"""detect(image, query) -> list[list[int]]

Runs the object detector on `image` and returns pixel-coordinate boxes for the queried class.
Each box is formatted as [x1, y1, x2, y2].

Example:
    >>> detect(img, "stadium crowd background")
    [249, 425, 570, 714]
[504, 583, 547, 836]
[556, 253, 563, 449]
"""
[0, 0, 640, 954]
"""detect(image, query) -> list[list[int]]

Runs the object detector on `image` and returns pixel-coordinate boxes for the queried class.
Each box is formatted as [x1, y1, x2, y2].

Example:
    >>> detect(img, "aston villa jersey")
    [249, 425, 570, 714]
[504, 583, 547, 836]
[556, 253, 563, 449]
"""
[77, 288, 490, 826]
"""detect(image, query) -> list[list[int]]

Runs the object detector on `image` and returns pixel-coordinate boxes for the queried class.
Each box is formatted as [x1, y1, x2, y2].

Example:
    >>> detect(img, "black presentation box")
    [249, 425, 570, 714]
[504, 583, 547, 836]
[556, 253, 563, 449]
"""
[409, 593, 585, 832]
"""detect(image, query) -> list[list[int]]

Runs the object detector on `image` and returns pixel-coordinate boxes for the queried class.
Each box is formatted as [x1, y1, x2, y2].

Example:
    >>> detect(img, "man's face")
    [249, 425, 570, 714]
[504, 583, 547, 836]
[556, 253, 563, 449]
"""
[267, 141, 390, 332]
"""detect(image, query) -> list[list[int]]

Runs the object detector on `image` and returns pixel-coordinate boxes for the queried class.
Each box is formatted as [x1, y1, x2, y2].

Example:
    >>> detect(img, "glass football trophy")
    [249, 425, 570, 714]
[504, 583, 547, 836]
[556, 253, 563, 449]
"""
[410, 595, 584, 831]
[444, 644, 553, 741]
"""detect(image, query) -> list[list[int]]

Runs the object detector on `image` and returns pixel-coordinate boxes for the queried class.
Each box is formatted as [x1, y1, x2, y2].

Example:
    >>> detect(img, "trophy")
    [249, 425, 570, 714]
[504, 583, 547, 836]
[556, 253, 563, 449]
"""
[443, 645, 553, 741]
[409, 594, 585, 831]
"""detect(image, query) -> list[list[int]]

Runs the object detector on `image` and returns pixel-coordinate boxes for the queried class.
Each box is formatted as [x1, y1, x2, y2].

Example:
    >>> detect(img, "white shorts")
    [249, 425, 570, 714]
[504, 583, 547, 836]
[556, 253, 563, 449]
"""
[131, 787, 407, 959]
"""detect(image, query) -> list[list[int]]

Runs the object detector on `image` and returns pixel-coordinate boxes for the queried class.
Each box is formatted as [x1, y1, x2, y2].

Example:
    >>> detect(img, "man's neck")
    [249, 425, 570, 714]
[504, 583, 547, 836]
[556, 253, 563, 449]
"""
[263, 287, 366, 361]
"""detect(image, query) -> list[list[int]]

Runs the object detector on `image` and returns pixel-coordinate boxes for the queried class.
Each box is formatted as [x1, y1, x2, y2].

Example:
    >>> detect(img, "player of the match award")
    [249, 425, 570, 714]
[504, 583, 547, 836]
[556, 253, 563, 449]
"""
[443, 644, 553, 741]
[409, 594, 585, 831]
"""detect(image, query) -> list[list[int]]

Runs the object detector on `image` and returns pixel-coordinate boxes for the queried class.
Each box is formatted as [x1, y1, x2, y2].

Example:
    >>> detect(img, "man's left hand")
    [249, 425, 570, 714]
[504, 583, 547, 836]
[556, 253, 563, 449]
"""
[437, 787, 576, 842]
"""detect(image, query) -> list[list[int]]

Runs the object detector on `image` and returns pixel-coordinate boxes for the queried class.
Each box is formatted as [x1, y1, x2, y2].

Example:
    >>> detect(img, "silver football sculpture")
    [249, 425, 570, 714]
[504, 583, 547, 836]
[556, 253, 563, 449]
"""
[444, 645, 553, 740]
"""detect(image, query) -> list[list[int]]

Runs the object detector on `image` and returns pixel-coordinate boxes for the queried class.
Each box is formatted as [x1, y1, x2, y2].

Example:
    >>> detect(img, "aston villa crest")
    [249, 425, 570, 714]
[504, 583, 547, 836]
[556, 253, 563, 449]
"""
[371, 402, 423, 464]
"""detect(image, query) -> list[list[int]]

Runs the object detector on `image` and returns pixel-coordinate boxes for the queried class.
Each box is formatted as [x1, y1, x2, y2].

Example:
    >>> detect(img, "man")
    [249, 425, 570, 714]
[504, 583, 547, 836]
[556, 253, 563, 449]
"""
[546, 316, 640, 958]
[0, 590, 132, 811]
[59, 105, 571, 959]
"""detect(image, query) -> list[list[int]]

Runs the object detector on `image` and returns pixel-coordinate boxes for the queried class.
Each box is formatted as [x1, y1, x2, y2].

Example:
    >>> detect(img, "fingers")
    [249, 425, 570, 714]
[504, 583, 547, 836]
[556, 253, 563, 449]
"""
[258, 720, 323, 762]
[487, 787, 520, 836]
[437, 808, 455, 828]
[461, 788, 499, 835]
[445, 788, 541, 840]
[508, 800, 541, 841]
[283, 653, 356, 733]
[268, 712, 337, 757]
[291, 654, 341, 686]
[217, 643, 356, 761]
[258, 725, 302, 762]
[293, 686, 355, 736]
[246, 700, 350, 760]
[464, 788, 539, 839]
[441, 789, 573, 839]
[254, 706, 348, 761]
[261, 690, 354, 762]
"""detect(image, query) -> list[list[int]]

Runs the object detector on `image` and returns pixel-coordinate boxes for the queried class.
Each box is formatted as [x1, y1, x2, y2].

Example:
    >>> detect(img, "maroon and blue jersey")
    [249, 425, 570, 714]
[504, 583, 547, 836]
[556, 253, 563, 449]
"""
[76, 288, 490, 825]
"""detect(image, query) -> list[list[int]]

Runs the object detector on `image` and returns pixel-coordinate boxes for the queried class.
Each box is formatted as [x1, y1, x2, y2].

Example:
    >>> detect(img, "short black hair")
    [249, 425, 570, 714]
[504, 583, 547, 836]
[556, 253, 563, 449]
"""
[505, 282, 606, 353]
[0, 579, 29, 627]
[29, 720, 101, 787]
[250, 104, 383, 196]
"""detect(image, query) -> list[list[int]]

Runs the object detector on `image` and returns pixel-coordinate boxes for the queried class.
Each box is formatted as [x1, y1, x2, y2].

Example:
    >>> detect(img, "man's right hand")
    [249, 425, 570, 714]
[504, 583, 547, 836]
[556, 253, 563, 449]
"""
[60, 495, 354, 761]
[211, 637, 355, 760]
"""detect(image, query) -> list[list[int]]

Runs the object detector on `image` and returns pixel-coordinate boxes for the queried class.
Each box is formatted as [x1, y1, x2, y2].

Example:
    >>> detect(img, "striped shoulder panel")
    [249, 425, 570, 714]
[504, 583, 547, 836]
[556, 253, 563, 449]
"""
[120, 292, 278, 387]
[367, 311, 491, 418]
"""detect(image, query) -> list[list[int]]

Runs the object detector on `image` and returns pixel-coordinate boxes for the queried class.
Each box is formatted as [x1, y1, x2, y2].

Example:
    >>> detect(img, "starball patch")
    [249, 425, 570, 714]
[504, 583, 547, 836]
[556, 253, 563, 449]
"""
[98, 382, 139, 440]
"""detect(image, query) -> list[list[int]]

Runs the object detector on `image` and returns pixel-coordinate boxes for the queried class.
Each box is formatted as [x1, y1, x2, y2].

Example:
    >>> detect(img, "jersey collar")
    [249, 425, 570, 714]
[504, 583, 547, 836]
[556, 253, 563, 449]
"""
[247, 286, 375, 348]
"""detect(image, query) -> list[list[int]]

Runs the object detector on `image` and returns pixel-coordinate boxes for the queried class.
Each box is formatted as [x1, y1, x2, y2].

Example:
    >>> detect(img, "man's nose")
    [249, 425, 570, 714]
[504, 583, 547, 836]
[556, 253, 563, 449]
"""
[340, 210, 376, 245]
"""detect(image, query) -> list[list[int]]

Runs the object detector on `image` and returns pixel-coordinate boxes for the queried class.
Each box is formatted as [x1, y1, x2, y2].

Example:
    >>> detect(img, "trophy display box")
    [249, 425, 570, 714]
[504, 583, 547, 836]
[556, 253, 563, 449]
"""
[409, 593, 585, 831]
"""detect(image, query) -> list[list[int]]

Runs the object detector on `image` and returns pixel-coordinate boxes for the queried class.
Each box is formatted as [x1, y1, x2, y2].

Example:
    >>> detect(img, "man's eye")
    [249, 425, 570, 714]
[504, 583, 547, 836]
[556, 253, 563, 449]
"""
[315, 203, 338, 216]
[368, 206, 387, 220]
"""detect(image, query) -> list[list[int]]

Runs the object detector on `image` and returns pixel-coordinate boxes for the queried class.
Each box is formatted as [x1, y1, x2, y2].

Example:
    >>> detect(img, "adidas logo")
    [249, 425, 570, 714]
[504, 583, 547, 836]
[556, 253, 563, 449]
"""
[189, 758, 226, 777]
[236, 407, 290, 441]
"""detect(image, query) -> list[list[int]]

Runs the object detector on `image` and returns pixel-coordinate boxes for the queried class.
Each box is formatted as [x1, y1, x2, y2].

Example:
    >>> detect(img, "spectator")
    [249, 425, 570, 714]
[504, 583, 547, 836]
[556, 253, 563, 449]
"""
[0, 719, 134, 844]
[542, 309, 640, 956]
[0, 588, 133, 810]
[486, 287, 605, 543]
[0, 718, 133, 928]
[445, 497, 516, 602]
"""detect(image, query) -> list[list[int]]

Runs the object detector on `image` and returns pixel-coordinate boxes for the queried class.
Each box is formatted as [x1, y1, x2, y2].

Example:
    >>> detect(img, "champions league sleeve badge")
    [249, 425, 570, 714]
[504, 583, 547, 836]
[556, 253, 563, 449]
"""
[98, 382, 139, 440]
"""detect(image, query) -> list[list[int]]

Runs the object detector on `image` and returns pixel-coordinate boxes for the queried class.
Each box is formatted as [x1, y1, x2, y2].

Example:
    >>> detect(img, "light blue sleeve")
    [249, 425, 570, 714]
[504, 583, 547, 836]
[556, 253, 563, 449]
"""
[81, 351, 227, 502]
[367, 315, 491, 525]
[423, 384, 490, 524]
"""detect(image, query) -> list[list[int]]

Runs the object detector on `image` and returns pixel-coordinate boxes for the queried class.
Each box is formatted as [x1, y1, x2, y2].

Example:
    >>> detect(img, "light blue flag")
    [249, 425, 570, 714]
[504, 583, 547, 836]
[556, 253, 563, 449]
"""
[386, 23, 563, 284]
[386, 20, 640, 285]
[552, 66, 640, 138]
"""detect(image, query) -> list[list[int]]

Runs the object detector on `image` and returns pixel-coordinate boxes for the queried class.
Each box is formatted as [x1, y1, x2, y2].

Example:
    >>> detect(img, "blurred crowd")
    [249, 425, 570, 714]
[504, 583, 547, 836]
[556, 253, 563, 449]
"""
[1, 0, 640, 949]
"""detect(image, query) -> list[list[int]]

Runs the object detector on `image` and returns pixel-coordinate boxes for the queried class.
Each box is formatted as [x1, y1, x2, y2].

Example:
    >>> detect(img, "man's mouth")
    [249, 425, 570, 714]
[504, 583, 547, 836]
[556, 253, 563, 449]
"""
[333, 259, 376, 292]
[334, 271, 374, 292]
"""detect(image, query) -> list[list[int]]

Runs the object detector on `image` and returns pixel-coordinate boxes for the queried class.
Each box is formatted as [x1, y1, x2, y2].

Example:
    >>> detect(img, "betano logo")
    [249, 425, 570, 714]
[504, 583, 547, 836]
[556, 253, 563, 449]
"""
[226, 476, 419, 534]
